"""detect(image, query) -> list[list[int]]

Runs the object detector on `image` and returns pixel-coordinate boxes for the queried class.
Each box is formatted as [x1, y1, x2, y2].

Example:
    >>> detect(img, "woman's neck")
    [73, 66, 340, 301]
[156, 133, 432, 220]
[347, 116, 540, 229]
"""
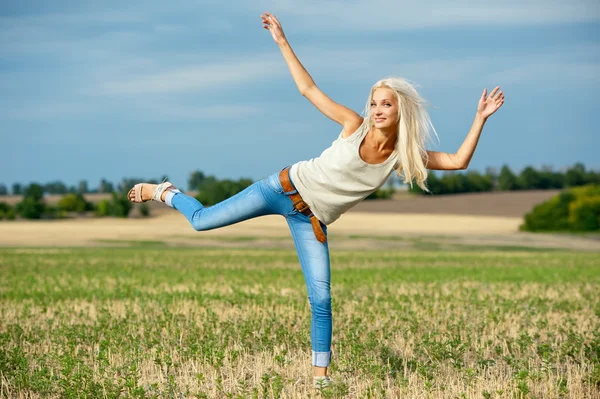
[370, 126, 398, 151]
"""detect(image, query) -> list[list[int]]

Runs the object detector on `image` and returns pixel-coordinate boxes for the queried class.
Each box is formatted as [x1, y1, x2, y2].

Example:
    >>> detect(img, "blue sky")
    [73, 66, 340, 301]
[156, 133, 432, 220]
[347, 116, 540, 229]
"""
[2, 0, 599, 189]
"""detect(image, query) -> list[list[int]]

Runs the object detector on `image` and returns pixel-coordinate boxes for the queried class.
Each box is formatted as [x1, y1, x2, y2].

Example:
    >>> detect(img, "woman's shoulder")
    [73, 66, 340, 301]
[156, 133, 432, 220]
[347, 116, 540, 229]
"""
[340, 117, 366, 139]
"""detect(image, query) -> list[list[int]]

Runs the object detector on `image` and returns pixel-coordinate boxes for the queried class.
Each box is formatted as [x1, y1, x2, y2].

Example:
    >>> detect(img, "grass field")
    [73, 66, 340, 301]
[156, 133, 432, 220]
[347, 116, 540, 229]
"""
[1, 245, 599, 398]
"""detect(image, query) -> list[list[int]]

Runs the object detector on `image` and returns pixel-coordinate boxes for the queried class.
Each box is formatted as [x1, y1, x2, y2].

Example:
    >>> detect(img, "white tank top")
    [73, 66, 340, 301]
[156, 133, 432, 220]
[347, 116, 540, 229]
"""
[290, 120, 399, 225]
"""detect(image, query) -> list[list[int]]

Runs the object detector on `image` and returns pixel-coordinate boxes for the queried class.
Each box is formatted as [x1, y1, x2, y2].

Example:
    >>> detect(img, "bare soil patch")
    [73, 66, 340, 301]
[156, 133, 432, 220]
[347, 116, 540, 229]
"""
[352, 189, 561, 217]
[0, 211, 598, 251]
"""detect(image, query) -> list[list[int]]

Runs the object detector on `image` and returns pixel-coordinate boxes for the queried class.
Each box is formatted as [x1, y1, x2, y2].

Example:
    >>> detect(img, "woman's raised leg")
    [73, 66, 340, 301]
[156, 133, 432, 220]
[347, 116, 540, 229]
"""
[169, 175, 289, 231]
[129, 173, 288, 231]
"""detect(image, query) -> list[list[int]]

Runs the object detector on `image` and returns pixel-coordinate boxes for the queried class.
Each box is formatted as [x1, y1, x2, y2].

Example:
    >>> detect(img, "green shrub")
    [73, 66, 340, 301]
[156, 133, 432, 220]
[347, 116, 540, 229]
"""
[5, 208, 16, 220]
[94, 194, 132, 218]
[0, 202, 12, 220]
[195, 179, 253, 206]
[139, 203, 150, 217]
[521, 185, 600, 232]
[0, 202, 10, 213]
[110, 193, 133, 218]
[15, 197, 45, 219]
[365, 188, 394, 200]
[15, 184, 47, 219]
[95, 199, 111, 217]
[569, 197, 600, 231]
[57, 193, 92, 213]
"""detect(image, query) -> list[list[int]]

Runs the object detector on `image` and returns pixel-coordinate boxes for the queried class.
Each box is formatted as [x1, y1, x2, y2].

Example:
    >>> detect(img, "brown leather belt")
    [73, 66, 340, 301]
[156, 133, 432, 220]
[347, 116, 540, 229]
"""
[279, 167, 327, 244]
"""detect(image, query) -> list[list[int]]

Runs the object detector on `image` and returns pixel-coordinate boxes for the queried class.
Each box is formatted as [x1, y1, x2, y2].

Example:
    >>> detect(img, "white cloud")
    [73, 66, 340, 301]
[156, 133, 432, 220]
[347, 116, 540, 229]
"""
[293, 42, 600, 89]
[0, 98, 264, 121]
[0, 102, 93, 120]
[2, 1, 598, 125]
[95, 56, 286, 95]
[250, 0, 600, 30]
[132, 103, 264, 120]
[490, 61, 600, 87]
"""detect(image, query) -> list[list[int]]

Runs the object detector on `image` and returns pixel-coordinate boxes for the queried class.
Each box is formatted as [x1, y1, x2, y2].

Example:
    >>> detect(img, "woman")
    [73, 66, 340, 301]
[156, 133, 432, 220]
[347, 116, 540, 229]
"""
[128, 12, 504, 389]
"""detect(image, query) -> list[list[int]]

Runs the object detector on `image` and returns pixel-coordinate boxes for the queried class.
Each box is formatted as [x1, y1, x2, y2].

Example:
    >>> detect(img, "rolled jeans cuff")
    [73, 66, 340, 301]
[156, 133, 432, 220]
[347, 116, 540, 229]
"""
[165, 190, 181, 208]
[312, 351, 331, 367]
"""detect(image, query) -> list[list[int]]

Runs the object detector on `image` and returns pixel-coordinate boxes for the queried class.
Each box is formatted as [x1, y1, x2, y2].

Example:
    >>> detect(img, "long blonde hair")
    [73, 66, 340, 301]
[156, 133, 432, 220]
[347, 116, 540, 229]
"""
[363, 77, 437, 191]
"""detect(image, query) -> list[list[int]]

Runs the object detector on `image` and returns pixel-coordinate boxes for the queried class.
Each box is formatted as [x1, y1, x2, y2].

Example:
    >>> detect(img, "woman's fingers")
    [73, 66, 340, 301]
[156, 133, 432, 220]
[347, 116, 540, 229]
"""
[262, 12, 281, 28]
[488, 86, 500, 99]
[270, 14, 282, 27]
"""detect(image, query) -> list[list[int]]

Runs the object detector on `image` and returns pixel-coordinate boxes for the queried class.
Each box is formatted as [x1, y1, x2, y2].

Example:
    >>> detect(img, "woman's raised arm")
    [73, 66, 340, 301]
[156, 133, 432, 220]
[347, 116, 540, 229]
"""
[426, 87, 505, 170]
[261, 12, 361, 131]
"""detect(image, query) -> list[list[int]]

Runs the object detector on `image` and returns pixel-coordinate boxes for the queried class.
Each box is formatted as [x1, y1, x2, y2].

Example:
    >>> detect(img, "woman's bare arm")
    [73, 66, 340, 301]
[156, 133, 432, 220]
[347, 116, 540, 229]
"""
[261, 12, 361, 132]
[426, 87, 505, 170]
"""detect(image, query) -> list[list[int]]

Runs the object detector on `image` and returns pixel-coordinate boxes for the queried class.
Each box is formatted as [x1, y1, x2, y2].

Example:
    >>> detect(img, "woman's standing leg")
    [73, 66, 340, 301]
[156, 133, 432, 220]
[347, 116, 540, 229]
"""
[286, 212, 332, 381]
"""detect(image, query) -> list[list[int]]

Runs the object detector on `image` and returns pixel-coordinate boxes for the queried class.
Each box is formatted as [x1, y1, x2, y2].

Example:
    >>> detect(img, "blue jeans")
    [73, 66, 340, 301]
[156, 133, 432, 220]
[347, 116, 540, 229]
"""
[169, 172, 332, 367]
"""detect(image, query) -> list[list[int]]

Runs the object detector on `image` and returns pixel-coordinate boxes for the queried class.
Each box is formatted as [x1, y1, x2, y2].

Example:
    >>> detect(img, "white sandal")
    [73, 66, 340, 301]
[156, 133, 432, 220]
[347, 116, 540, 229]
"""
[128, 181, 177, 203]
[152, 181, 176, 203]
[313, 376, 332, 390]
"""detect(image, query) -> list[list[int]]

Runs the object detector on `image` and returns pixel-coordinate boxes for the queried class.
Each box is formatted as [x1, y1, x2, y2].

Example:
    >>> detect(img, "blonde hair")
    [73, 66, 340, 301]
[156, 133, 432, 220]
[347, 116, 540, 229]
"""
[363, 77, 437, 191]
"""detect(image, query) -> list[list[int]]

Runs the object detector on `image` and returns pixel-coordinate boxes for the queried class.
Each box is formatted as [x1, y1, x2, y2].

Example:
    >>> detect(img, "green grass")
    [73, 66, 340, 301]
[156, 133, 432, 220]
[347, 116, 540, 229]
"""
[1, 247, 599, 398]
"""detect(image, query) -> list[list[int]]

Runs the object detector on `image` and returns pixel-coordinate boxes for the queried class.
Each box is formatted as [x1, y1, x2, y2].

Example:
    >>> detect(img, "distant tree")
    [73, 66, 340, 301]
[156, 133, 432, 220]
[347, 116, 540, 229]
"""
[23, 184, 44, 200]
[537, 168, 564, 189]
[195, 178, 253, 206]
[485, 167, 498, 190]
[0, 184, 7, 196]
[188, 170, 206, 191]
[465, 171, 493, 192]
[0, 202, 10, 213]
[15, 183, 46, 219]
[497, 165, 520, 191]
[365, 187, 394, 200]
[408, 171, 445, 195]
[0, 202, 10, 219]
[440, 172, 469, 194]
[44, 180, 68, 195]
[78, 180, 89, 194]
[12, 183, 22, 196]
[110, 192, 133, 217]
[57, 193, 93, 213]
[585, 169, 600, 185]
[565, 163, 587, 187]
[98, 179, 114, 193]
[139, 203, 150, 217]
[519, 166, 542, 189]
[95, 199, 111, 217]
[0, 202, 16, 220]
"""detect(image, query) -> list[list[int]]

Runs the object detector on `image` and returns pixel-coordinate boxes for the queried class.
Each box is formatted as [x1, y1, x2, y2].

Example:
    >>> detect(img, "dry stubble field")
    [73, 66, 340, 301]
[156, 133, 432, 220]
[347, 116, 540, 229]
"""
[1, 206, 599, 398]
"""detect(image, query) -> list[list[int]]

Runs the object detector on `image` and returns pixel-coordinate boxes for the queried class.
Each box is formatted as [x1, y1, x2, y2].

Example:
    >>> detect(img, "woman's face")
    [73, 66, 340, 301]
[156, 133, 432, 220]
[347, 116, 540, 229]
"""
[370, 88, 399, 130]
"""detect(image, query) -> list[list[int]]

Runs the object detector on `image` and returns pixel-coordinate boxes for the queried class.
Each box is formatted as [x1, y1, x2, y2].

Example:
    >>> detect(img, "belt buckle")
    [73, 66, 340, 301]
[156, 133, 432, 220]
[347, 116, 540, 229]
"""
[293, 199, 310, 214]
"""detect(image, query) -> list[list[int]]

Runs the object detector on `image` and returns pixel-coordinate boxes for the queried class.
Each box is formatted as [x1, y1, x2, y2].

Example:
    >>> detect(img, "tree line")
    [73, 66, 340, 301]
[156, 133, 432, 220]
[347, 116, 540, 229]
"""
[409, 163, 599, 195]
[1, 164, 598, 220]
[2, 163, 596, 198]
[0, 171, 253, 220]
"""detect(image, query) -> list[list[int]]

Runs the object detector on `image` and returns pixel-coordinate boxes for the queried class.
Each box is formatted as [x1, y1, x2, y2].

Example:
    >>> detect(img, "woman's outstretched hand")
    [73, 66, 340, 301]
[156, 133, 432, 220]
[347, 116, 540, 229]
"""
[477, 86, 505, 119]
[261, 12, 287, 46]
